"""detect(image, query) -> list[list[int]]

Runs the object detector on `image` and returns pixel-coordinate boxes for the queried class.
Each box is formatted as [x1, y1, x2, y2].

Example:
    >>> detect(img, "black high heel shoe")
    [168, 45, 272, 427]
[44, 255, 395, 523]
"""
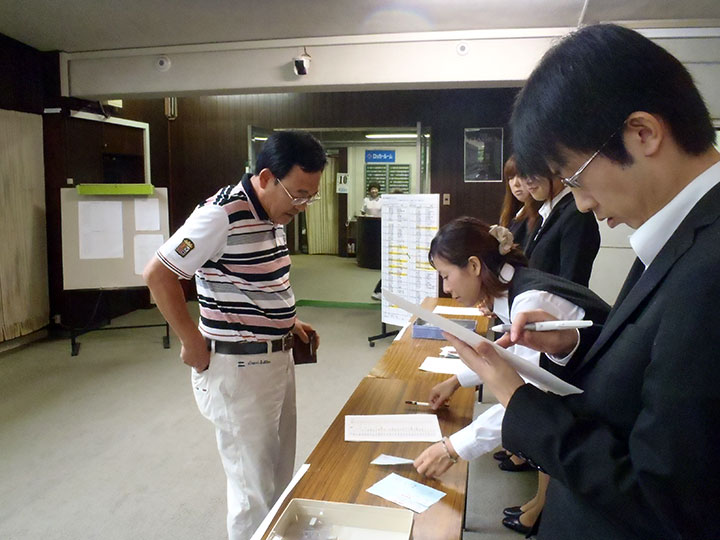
[493, 450, 511, 461]
[502, 515, 533, 535]
[503, 505, 524, 517]
[498, 457, 534, 472]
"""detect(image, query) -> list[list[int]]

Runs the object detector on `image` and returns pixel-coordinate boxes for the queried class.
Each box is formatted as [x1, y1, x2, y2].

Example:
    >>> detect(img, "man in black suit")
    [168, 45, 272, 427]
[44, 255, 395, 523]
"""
[446, 24, 720, 539]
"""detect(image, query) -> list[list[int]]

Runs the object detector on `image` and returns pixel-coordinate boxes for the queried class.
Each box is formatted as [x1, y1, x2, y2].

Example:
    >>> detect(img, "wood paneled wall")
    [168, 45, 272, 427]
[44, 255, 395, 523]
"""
[122, 88, 518, 232]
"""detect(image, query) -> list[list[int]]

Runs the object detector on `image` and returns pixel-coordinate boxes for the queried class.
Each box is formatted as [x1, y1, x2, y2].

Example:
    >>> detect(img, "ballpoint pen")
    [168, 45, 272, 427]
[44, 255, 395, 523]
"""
[405, 400, 449, 407]
[490, 320, 593, 333]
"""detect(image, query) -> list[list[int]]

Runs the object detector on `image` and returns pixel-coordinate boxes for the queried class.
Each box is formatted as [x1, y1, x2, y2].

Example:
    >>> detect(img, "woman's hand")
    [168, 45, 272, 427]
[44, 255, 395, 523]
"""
[443, 332, 524, 408]
[429, 376, 460, 410]
[414, 440, 459, 478]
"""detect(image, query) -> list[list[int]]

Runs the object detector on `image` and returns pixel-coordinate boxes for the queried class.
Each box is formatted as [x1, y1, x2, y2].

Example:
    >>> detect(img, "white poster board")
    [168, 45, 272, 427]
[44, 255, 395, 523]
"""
[60, 188, 170, 290]
[381, 194, 439, 326]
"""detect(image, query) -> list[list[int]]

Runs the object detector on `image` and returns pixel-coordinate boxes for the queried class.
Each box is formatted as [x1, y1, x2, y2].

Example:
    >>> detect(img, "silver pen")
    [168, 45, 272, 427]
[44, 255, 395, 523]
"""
[491, 320, 593, 333]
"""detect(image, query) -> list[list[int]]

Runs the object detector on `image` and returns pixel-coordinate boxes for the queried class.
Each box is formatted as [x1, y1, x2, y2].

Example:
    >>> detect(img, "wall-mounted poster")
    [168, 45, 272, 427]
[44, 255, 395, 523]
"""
[464, 127, 504, 182]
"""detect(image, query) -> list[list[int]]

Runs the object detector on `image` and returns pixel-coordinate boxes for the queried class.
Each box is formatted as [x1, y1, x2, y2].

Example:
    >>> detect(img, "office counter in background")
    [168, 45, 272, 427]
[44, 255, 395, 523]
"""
[357, 215, 381, 269]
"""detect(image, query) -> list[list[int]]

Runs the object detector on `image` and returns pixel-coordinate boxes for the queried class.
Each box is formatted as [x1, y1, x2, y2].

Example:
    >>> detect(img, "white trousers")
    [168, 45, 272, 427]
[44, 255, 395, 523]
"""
[191, 346, 296, 540]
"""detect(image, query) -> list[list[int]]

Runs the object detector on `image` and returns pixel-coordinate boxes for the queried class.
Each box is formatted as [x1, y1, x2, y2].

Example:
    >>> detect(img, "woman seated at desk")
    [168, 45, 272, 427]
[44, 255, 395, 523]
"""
[412, 217, 609, 534]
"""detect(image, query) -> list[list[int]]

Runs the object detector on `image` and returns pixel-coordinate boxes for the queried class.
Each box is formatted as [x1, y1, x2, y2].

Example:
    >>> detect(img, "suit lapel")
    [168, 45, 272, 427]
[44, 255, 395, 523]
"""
[526, 193, 573, 256]
[576, 183, 720, 373]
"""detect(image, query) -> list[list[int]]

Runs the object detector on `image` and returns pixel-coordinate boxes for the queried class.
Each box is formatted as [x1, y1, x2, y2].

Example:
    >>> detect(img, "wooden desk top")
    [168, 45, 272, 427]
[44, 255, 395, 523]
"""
[262, 298, 489, 540]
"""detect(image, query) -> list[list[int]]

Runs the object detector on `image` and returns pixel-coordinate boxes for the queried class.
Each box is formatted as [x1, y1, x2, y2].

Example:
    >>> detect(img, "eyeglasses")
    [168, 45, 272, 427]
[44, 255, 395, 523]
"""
[275, 178, 321, 206]
[560, 124, 625, 188]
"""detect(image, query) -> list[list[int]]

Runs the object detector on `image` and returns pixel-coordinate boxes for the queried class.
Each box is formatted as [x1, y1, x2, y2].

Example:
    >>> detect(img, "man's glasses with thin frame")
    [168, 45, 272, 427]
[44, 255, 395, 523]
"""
[560, 124, 625, 189]
[275, 178, 321, 206]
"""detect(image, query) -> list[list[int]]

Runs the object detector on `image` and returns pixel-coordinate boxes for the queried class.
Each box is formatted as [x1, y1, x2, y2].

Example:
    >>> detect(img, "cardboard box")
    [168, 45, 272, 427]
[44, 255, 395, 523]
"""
[267, 498, 413, 540]
[412, 317, 477, 340]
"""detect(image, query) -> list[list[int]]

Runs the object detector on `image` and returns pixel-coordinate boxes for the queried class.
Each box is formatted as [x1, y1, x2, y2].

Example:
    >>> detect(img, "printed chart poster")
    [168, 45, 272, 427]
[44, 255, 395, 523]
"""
[381, 194, 439, 326]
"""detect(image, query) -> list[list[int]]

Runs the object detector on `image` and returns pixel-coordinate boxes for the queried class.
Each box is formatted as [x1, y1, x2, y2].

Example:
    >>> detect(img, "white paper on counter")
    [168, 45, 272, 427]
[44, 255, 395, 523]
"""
[432, 305, 484, 317]
[371, 454, 415, 466]
[345, 414, 442, 442]
[367, 473, 445, 513]
[418, 356, 468, 375]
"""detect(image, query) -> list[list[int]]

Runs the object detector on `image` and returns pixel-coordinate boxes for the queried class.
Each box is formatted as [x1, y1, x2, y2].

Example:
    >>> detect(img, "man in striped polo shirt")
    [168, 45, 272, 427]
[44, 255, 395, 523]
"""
[143, 131, 326, 540]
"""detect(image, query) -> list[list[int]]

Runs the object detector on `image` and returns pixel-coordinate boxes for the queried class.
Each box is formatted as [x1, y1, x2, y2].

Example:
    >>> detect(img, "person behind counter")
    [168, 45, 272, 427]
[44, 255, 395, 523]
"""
[361, 182, 382, 216]
[413, 218, 609, 524]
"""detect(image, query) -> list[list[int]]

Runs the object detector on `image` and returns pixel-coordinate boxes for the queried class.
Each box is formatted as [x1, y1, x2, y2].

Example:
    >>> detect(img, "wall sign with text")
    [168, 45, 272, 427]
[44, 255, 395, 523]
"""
[365, 150, 396, 163]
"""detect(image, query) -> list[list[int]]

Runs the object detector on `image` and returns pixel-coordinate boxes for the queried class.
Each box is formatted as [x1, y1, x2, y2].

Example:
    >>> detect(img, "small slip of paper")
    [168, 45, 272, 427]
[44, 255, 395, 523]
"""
[439, 346, 459, 358]
[345, 414, 442, 442]
[432, 305, 484, 317]
[371, 454, 415, 466]
[367, 473, 446, 513]
[419, 356, 467, 375]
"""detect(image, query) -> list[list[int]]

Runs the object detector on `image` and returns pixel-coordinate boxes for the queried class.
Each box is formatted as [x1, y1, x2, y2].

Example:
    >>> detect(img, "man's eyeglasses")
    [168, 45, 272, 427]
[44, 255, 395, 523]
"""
[560, 124, 625, 189]
[275, 178, 321, 206]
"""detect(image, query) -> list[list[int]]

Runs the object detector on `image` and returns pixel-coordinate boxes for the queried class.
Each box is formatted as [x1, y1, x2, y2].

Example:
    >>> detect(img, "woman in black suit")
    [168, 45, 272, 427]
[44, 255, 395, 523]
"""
[524, 174, 600, 287]
[499, 156, 540, 252]
[498, 173, 600, 534]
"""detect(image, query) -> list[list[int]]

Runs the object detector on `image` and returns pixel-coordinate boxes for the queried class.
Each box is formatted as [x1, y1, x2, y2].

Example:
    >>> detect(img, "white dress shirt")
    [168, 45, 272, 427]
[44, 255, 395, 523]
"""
[450, 263, 585, 461]
[630, 160, 720, 268]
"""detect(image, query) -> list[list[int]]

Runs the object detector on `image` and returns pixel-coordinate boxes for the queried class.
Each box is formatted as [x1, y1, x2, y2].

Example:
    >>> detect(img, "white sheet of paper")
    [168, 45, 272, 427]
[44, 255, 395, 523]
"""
[78, 201, 124, 259]
[134, 198, 160, 231]
[383, 290, 582, 395]
[371, 454, 415, 466]
[367, 473, 446, 513]
[432, 305, 484, 317]
[419, 356, 468, 375]
[345, 414, 442, 442]
[134, 234, 165, 275]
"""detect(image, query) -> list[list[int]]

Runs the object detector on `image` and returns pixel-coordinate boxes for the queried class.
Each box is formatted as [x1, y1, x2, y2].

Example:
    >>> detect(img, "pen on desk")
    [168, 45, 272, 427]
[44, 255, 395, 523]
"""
[491, 320, 593, 333]
[405, 400, 449, 407]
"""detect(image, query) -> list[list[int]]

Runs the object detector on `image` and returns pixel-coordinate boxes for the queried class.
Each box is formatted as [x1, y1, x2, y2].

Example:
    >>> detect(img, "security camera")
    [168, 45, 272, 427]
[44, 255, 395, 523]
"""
[154, 55, 172, 72]
[293, 55, 311, 76]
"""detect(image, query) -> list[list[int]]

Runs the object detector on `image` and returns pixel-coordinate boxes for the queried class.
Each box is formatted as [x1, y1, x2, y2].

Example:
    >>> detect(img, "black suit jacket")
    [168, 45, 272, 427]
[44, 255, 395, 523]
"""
[502, 181, 720, 539]
[525, 192, 600, 286]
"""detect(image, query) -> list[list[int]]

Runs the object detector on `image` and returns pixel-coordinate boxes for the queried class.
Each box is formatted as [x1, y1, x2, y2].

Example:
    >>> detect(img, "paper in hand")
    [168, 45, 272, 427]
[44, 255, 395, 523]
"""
[383, 290, 582, 396]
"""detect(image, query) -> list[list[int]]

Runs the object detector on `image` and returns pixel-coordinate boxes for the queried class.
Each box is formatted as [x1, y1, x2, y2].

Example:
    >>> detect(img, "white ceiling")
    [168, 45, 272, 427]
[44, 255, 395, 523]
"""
[1, 0, 720, 53]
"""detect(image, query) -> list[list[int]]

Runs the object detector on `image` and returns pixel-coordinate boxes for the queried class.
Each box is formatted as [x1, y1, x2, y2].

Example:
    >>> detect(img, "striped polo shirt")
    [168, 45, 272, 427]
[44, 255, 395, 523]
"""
[157, 174, 296, 342]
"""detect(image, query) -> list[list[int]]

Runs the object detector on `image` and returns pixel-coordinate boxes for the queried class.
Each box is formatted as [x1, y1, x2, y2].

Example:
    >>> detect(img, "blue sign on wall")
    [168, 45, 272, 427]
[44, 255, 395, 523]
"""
[365, 150, 396, 163]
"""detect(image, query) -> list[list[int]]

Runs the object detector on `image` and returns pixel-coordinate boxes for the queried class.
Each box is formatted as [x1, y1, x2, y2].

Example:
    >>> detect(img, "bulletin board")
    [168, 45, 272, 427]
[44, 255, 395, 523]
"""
[60, 187, 170, 290]
[380, 194, 439, 326]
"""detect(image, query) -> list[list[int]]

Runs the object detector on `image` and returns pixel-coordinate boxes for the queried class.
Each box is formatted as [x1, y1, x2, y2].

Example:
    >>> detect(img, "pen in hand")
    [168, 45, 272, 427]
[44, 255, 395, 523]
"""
[405, 400, 449, 408]
[491, 320, 593, 333]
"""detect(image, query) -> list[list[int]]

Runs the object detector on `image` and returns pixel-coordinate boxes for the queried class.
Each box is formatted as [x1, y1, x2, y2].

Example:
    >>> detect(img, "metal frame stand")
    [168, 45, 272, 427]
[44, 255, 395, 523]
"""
[367, 322, 398, 347]
[70, 322, 170, 356]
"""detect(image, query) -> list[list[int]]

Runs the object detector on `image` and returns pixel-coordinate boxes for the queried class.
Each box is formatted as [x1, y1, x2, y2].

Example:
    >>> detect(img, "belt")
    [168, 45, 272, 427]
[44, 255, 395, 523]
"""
[206, 333, 294, 355]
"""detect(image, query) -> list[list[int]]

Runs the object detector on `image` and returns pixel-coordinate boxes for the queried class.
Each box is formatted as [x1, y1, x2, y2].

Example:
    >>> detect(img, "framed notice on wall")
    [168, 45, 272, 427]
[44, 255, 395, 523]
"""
[464, 127, 504, 182]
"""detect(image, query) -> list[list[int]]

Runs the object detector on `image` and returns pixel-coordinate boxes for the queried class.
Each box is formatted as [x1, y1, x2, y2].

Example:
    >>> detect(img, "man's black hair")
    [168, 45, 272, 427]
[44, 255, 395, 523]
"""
[511, 24, 715, 177]
[255, 130, 327, 178]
